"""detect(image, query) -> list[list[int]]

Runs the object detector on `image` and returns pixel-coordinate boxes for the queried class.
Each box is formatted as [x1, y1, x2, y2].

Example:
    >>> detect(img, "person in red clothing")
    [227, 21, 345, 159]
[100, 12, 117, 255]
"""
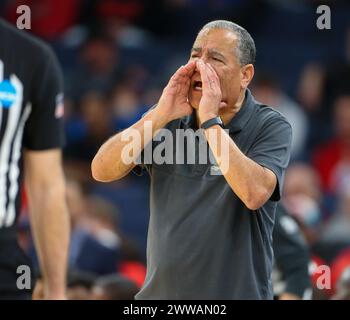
[312, 94, 350, 195]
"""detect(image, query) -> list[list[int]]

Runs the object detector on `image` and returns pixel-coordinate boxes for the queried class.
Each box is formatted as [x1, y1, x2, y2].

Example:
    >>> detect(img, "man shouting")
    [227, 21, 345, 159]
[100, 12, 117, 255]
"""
[92, 20, 292, 300]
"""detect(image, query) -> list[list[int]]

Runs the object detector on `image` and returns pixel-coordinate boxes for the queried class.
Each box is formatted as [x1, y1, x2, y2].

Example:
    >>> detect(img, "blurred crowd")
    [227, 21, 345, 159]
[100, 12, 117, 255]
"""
[1, 0, 350, 299]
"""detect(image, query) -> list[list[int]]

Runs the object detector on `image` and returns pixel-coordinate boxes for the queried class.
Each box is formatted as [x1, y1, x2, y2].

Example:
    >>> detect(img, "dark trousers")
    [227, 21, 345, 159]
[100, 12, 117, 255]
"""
[0, 226, 34, 300]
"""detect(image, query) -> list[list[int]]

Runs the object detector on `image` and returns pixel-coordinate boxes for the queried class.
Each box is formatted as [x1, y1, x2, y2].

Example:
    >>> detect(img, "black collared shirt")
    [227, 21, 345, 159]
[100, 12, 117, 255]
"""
[0, 19, 64, 230]
[135, 89, 292, 300]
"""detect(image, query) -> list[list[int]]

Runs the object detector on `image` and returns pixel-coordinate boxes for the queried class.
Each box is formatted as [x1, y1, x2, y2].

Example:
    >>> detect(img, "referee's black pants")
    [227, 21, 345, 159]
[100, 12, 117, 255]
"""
[0, 226, 35, 300]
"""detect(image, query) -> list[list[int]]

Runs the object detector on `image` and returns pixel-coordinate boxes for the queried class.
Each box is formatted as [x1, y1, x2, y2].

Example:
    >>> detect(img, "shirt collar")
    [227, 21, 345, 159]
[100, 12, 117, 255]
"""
[225, 89, 256, 134]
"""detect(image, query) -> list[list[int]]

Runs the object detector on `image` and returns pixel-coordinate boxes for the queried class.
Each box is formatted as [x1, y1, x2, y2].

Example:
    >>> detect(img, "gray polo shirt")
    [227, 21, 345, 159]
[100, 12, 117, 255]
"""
[135, 89, 292, 300]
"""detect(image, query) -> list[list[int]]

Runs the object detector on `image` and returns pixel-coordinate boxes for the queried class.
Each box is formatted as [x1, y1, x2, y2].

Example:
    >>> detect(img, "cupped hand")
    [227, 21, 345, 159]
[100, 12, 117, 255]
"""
[155, 60, 196, 123]
[196, 60, 223, 124]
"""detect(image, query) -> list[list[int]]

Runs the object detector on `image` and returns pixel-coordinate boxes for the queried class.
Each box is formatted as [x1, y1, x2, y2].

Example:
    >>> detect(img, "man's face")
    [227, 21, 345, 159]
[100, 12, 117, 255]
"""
[188, 28, 243, 110]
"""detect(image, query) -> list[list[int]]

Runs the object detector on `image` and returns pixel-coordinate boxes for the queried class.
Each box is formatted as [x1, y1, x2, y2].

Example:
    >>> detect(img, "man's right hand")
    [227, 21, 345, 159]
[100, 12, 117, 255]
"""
[155, 60, 196, 123]
[92, 61, 196, 183]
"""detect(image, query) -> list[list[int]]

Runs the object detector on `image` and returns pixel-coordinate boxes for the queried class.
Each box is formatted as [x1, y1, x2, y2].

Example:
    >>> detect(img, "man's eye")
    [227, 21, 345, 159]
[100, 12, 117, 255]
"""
[213, 57, 223, 62]
[191, 55, 199, 58]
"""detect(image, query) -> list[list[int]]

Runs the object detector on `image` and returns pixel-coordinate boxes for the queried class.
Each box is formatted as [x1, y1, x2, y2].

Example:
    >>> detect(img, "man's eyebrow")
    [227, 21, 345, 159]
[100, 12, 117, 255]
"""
[208, 49, 227, 61]
[191, 47, 201, 53]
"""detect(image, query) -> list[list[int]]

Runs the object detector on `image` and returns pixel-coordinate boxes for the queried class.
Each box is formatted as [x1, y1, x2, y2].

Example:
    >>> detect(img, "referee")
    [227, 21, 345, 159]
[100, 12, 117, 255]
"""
[0, 19, 69, 299]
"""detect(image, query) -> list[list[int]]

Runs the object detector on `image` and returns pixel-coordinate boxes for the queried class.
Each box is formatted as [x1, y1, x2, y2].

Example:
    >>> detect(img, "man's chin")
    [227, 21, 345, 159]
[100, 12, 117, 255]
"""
[188, 98, 200, 110]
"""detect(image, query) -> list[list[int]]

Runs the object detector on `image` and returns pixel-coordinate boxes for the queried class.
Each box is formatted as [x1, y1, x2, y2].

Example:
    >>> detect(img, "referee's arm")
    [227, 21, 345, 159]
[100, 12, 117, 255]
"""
[22, 43, 69, 299]
[24, 149, 69, 299]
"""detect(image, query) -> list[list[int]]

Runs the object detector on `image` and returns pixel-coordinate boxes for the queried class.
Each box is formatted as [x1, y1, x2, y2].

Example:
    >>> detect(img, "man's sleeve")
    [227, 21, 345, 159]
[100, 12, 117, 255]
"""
[131, 105, 157, 176]
[132, 144, 152, 176]
[247, 114, 292, 201]
[23, 45, 65, 150]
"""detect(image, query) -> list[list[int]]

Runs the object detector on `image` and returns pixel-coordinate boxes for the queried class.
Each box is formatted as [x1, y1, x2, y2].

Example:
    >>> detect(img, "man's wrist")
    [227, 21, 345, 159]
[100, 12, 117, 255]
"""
[200, 116, 223, 130]
[149, 107, 169, 128]
[198, 113, 219, 124]
[203, 124, 222, 132]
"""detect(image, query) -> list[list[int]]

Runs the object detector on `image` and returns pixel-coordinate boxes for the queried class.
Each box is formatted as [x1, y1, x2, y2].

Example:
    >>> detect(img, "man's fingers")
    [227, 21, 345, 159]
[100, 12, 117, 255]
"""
[197, 60, 220, 93]
[166, 62, 194, 95]
[170, 61, 196, 84]
[197, 60, 211, 90]
[205, 63, 219, 86]
[182, 60, 196, 75]
[179, 78, 191, 96]
[168, 67, 184, 88]
[206, 63, 219, 82]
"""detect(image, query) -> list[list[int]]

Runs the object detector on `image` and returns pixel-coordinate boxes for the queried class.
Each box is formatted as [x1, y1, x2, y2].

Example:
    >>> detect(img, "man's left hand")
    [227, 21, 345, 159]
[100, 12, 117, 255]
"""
[196, 60, 222, 124]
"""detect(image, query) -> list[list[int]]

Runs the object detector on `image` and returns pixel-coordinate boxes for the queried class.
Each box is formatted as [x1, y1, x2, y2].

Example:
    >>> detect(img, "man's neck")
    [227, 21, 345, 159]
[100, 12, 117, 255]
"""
[195, 89, 246, 128]
[220, 89, 246, 126]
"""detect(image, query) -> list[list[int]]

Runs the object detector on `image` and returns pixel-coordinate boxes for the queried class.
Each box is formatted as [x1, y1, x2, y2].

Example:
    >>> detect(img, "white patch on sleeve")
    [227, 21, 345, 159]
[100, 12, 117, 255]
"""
[55, 93, 64, 118]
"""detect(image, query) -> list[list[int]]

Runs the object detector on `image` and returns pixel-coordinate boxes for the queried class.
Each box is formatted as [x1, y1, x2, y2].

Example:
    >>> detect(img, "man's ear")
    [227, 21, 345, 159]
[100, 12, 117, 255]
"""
[241, 64, 254, 89]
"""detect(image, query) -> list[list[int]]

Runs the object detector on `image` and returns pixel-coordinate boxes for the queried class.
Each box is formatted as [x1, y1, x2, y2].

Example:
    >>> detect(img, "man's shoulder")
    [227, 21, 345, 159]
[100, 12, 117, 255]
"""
[0, 19, 55, 62]
[253, 101, 292, 130]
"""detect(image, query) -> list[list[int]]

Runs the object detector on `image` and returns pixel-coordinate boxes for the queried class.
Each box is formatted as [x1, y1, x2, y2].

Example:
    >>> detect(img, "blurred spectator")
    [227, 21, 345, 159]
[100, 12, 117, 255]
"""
[312, 94, 350, 195]
[63, 91, 115, 185]
[330, 249, 350, 298]
[283, 163, 323, 245]
[65, 91, 114, 161]
[110, 83, 148, 130]
[252, 73, 308, 159]
[69, 37, 120, 100]
[296, 63, 328, 151]
[297, 63, 325, 114]
[69, 187, 122, 275]
[90, 274, 138, 300]
[331, 266, 350, 300]
[317, 191, 350, 263]
[66, 271, 96, 300]
[68, 180, 146, 279]
[79, 0, 144, 37]
[309, 255, 331, 300]
[323, 27, 350, 111]
[33, 270, 96, 300]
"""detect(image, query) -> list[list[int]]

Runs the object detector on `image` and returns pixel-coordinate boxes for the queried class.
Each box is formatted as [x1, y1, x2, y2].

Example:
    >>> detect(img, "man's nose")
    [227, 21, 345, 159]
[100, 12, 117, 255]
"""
[197, 56, 209, 64]
[201, 56, 210, 63]
[195, 58, 207, 72]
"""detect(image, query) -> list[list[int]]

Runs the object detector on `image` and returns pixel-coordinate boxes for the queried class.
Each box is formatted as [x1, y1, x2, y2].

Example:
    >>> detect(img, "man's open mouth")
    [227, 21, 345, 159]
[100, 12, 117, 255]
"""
[193, 80, 202, 91]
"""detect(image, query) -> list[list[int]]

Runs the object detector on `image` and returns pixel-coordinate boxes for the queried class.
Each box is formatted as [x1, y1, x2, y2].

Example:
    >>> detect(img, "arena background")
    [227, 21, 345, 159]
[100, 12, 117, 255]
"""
[1, 0, 350, 300]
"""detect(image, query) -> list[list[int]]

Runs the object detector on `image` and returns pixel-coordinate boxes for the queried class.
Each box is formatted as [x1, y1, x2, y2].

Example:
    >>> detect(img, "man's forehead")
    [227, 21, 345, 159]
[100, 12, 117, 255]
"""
[192, 28, 238, 53]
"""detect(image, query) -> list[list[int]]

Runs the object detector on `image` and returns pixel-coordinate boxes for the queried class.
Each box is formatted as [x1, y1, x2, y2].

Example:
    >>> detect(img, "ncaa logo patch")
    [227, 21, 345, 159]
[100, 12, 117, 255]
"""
[0, 79, 17, 108]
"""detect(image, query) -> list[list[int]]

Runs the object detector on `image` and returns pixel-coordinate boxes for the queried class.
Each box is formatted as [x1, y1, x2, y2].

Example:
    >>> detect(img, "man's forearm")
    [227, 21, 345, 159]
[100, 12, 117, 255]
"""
[204, 125, 276, 210]
[92, 108, 168, 182]
[27, 182, 69, 299]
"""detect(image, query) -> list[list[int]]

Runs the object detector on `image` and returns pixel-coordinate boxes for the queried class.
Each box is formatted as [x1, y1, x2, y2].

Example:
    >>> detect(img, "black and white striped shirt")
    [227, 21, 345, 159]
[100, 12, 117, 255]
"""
[0, 19, 65, 229]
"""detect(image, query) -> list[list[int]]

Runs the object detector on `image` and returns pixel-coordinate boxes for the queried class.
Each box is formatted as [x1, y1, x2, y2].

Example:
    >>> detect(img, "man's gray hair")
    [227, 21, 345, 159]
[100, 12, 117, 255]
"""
[199, 20, 256, 66]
